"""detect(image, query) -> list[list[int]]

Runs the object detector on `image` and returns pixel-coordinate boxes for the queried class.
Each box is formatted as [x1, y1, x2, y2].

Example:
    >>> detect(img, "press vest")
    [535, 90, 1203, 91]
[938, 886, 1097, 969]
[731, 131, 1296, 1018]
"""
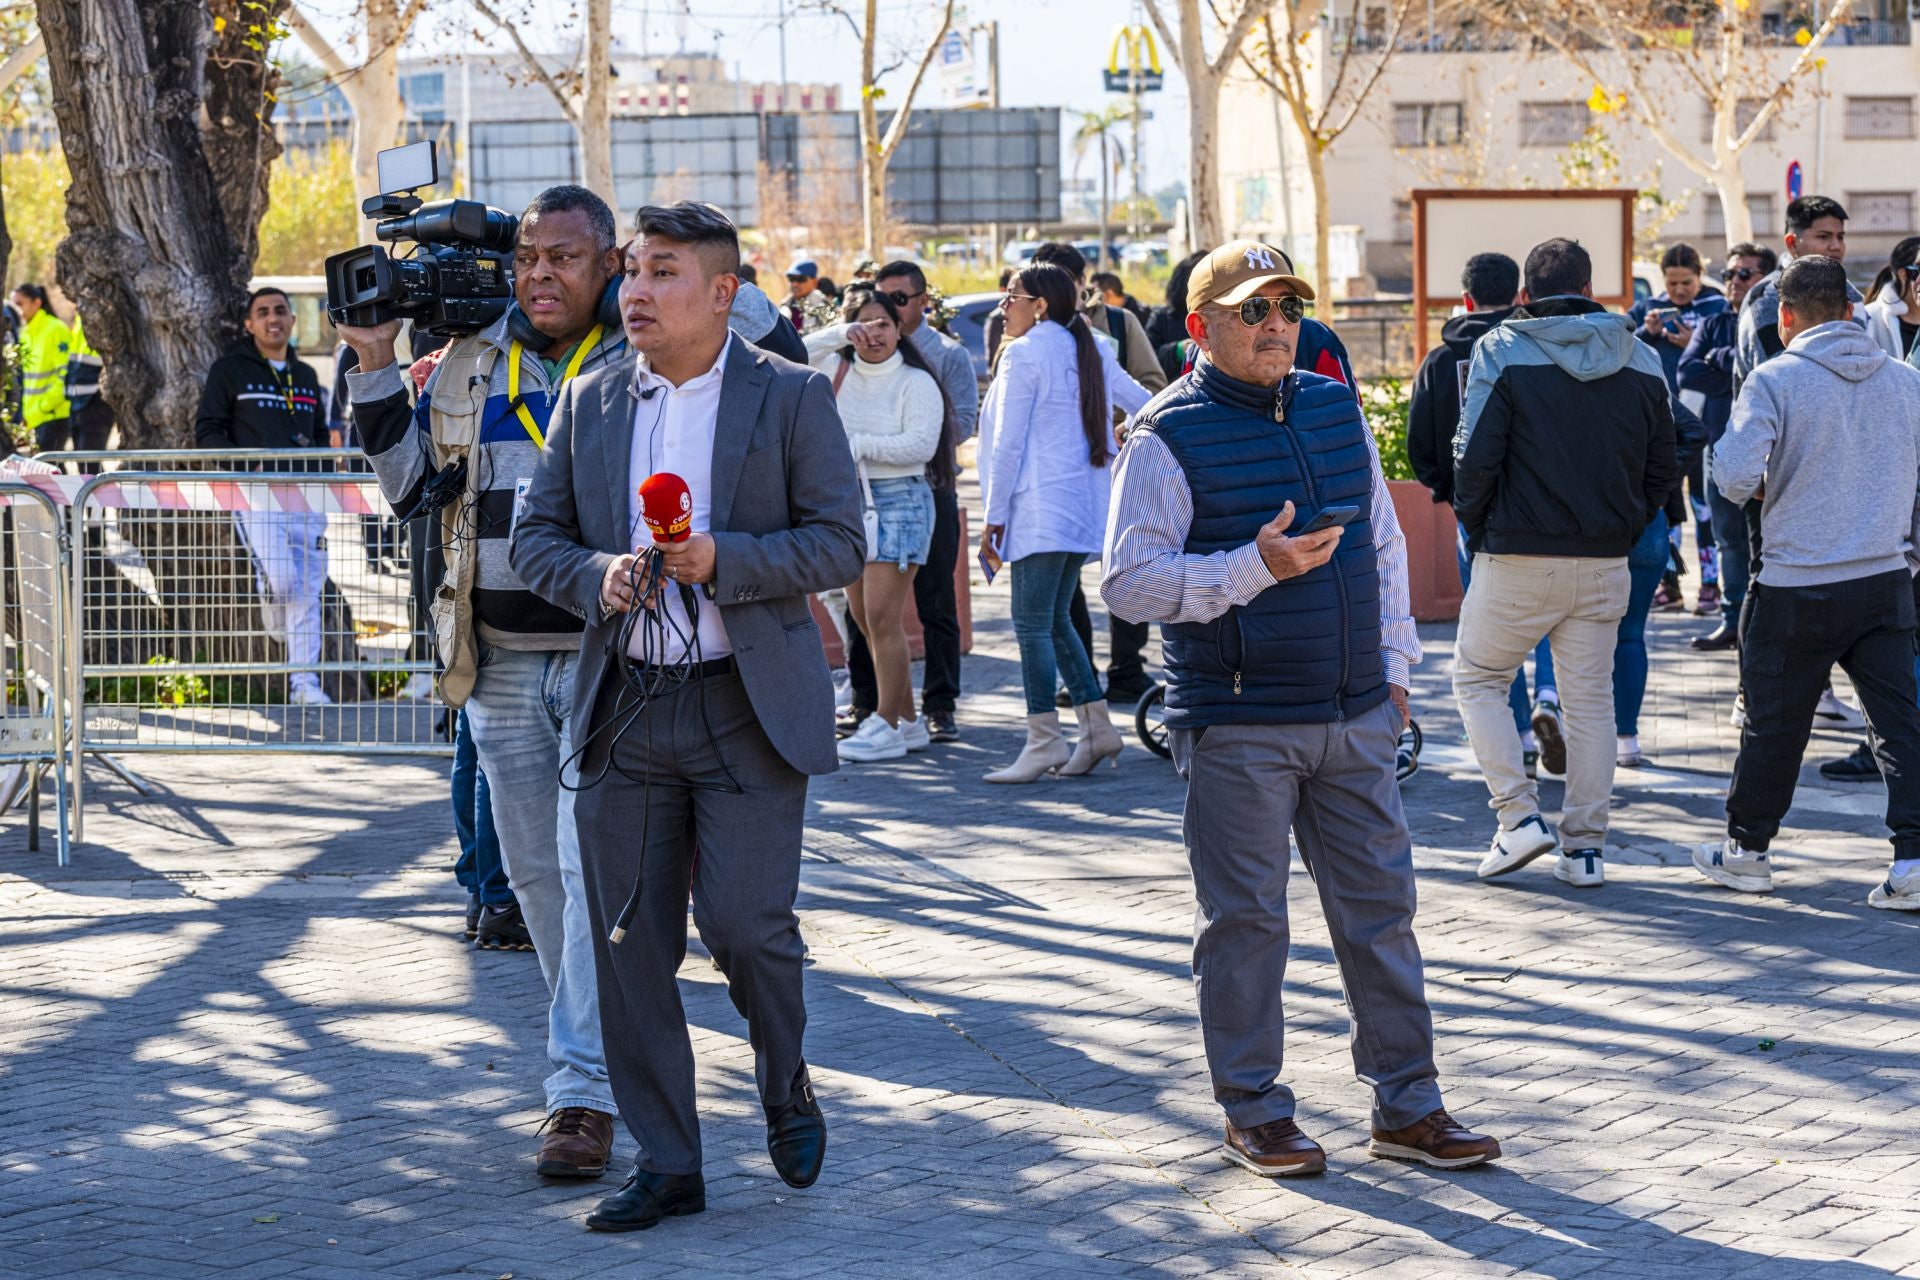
[1143, 364, 1387, 729]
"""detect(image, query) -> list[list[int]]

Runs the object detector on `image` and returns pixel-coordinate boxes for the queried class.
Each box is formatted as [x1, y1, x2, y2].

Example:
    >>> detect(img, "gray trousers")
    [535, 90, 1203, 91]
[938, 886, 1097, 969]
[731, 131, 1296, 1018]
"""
[1170, 699, 1443, 1132]
[574, 666, 811, 1175]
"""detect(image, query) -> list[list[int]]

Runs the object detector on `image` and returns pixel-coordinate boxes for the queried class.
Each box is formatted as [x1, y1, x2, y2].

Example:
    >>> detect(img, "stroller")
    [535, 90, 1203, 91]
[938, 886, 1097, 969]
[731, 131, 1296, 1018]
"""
[1132, 683, 1424, 783]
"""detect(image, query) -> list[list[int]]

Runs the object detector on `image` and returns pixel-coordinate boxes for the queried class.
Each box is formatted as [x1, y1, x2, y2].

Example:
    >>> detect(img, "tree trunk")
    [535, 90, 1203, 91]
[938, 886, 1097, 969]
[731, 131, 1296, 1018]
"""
[41, 0, 249, 447]
[1186, 62, 1224, 248]
[580, 0, 616, 223]
[351, 0, 408, 203]
[1305, 136, 1330, 299]
[1713, 164, 1753, 249]
[205, 0, 289, 271]
[1097, 137, 1111, 272]
[858, 0, 883, 260]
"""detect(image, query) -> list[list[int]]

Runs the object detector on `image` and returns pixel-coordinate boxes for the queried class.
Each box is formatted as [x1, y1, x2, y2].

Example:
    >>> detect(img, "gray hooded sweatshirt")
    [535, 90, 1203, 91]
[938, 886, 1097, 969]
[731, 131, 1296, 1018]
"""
[1716, 320, 1920, 587]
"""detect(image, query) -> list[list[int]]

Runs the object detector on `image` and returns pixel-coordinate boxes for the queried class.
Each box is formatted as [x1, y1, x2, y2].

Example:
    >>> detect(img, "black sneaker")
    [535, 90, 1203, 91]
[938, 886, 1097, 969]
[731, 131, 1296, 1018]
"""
[1820, 742, 1881, 782]
[1690, 622, 1739, 652]
[835, 707, 872, 739]
[475, 902, 535, 951]
[925, 711, 960, 743]
[464, 893, 481, 941]
[1104, 679, 1154, 707]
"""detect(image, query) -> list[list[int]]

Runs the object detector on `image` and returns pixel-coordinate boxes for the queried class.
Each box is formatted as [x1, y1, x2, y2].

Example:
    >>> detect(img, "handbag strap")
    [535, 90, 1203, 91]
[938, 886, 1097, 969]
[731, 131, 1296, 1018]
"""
[835, 356, 876, 507]
[832, 355, 851, 398]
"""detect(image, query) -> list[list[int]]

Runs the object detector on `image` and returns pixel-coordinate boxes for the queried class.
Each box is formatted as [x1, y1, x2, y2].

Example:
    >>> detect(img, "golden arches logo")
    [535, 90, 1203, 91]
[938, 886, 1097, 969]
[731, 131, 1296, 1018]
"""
[1108, 25, 1162, 78]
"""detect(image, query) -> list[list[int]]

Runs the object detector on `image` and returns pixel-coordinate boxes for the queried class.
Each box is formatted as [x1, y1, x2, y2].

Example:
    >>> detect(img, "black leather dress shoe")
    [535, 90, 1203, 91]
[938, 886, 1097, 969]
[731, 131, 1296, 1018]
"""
[766, 1065, 827, 1189]
[584, 1168, 706, 1233]
[1691, 622, 1739, 652]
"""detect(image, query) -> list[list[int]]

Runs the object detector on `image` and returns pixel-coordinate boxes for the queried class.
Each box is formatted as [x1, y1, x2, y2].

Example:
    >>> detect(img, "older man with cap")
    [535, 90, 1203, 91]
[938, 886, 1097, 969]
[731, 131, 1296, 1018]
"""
[1103, 241, 1501, 1178]
[781, 259, 819, 332]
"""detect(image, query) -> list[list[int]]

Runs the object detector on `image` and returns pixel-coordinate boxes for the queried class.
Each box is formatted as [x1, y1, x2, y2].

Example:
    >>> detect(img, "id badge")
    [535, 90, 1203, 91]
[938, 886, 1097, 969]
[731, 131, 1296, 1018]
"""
[511, 477, 533, 541]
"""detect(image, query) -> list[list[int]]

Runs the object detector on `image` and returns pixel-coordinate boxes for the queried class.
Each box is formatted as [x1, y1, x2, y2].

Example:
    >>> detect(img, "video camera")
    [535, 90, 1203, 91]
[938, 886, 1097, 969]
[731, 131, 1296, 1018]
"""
[324, 141, 517, 336]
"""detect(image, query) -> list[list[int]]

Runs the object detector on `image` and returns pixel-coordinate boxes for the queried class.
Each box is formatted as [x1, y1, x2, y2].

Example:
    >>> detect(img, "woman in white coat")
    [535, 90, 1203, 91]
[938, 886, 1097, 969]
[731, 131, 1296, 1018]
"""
[977, 261, 1152, 783]
[1864, 237, 1920, 361]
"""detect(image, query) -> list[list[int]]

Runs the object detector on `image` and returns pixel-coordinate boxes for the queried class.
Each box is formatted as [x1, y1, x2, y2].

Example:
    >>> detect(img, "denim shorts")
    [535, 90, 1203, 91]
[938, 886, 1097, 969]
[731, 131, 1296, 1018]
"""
[868, 474, 934, 568]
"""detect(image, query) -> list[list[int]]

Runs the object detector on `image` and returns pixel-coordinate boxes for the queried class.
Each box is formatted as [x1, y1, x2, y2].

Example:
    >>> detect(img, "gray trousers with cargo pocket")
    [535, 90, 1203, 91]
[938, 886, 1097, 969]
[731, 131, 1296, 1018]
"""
[1170, 698, 1444, 1132]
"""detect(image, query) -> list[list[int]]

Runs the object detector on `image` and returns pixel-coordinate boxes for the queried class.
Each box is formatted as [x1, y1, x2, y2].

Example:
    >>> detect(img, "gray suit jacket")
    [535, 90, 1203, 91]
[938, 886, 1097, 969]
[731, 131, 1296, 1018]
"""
[511, 338, 866, 776]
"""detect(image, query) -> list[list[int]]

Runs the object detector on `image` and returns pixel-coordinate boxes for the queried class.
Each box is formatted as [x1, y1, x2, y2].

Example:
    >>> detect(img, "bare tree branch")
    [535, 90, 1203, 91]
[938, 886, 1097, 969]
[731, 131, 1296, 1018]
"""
[1209, 0, 1277, 75]
[285, 3, 353, 83]
[0, 28, 41, 96]
[468, 0, 579, 123]
[1734, 0, 1857, 149]
[875, 0, 956, 159]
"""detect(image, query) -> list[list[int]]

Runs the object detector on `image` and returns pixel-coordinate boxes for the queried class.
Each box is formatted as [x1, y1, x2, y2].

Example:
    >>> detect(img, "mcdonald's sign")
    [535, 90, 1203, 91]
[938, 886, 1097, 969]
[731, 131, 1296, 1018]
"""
[1104, 25, 1164, 93]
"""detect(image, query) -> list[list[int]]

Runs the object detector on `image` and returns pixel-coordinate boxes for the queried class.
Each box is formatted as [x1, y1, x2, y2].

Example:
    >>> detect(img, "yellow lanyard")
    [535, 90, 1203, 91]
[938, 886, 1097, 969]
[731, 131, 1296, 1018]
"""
[268, 361, 297, 415]
[507, 325, 602, 449]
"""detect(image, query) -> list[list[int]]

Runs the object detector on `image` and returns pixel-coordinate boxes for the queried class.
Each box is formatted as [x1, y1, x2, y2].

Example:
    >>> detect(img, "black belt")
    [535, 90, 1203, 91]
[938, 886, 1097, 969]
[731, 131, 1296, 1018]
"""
[627, 654, 734, 680]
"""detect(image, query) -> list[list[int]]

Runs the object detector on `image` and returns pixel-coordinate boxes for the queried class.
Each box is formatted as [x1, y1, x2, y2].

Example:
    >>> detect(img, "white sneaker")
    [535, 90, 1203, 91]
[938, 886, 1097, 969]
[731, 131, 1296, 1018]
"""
[1616, 735, 1645, 768]
[1478, 815, 1558, 879]
[1729, 694, 1747, 730]
[1814, 689, 1867, 732]
[837, 714, 907, 763]
[289, 682, 333, 707]
[1692, 837, 1773, 893]
[830, 666, 853, 712]
[898, 715, 931, 753]
[399, 672, 436, 701]
[1868, 870, 1920, 910]
[1555, 848, 1606, 887]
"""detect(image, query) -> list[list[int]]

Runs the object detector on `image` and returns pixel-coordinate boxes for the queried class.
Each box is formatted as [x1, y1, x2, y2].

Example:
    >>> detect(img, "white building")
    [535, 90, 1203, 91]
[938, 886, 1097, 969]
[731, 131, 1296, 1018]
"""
[1217, 6, 1920, 293]
[395, 51, 837, 122]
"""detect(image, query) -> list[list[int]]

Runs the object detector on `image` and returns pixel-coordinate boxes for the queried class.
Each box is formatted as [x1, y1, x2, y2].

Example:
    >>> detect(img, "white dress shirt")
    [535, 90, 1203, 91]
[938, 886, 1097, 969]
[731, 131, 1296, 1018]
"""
[1100, 391, 1421, 691]
[626, 334, 733, 663]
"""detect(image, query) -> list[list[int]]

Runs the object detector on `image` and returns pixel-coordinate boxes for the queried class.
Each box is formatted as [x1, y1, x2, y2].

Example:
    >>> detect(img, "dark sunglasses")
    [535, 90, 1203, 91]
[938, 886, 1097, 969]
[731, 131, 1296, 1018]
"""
[1232, 295, 1306, 326]
[1727, 267, 1763, 281]
[880, 288, 925, 308]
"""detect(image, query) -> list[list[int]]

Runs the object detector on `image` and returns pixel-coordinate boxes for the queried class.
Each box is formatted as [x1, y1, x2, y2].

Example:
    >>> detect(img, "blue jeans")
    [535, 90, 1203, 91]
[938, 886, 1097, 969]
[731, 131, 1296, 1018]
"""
[1706, 447, 1751, 613]
[1613, 512, 1671, 737]
[452, 710, 513, 907]
[465, 645, 615, 1116]
[1011, 552, 1103, 715]
[1458, 524, 1556, 734]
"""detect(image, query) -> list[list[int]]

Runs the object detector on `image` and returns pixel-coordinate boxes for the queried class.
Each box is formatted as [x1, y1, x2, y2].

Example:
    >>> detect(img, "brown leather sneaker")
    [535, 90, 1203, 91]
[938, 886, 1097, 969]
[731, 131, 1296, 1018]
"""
[1222, 1117, 1326, 1177]
[536, 1107, 614, 1179]
[1368, 1109, 1501, 1169]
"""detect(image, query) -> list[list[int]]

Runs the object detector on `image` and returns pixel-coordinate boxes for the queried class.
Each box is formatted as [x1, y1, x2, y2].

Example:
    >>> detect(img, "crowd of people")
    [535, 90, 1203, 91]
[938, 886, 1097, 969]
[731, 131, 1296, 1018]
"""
[28, 173, 1918, 1227]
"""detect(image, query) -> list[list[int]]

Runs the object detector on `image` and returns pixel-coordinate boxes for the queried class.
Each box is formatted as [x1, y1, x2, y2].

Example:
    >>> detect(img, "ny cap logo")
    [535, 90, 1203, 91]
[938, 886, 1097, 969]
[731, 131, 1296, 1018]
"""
[1244, 245, 1278, 271]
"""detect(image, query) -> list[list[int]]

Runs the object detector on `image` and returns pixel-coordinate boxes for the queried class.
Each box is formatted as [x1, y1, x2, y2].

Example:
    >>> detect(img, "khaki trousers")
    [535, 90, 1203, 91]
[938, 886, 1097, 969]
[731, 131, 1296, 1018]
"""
[1453, 552, 1630, 847]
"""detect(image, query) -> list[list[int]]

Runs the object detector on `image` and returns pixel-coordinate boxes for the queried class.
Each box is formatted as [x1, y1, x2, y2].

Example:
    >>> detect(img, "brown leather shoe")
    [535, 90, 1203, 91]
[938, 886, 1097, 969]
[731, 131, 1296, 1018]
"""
[1368, 1109, 1501, 1169]
[1222, 1117, 1326, 1177]
[536, 1107, 614, 1179]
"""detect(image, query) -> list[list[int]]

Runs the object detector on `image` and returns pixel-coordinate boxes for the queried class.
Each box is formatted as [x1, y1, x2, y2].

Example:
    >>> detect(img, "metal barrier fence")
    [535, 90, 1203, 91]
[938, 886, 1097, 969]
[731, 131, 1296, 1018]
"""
[0, 480, 74, 863]
[20, 450, 449, 845]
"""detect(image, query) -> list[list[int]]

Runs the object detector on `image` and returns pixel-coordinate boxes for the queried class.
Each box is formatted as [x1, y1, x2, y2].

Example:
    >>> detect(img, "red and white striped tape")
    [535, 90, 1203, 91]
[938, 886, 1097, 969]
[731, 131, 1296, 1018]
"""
[0, 458, 379, 516]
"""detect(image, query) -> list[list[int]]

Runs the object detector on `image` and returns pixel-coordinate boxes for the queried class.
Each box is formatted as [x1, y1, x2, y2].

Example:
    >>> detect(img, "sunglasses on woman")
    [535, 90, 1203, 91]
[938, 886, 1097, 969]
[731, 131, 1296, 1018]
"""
[1230, 294, 1306, 326]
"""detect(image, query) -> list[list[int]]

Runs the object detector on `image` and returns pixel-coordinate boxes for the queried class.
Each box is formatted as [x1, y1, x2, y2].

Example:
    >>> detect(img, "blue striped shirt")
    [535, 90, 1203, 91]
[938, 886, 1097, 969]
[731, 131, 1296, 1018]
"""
[1100, 425, 1420, 691]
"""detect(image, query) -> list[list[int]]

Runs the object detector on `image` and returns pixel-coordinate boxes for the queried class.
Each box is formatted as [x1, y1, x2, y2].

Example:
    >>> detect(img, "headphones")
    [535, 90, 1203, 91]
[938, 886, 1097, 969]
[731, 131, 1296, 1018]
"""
[506, 277, 623, 352]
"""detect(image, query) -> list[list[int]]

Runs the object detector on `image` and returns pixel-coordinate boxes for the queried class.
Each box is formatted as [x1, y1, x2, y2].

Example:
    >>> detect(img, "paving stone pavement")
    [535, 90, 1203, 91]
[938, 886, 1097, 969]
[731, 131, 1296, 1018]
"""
[4, 558, 1920, 1280]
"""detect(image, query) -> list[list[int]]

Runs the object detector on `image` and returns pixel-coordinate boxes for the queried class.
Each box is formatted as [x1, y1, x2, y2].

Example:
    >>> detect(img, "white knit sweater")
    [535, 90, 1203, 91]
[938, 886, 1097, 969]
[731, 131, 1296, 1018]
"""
[804, 339, 945, 480]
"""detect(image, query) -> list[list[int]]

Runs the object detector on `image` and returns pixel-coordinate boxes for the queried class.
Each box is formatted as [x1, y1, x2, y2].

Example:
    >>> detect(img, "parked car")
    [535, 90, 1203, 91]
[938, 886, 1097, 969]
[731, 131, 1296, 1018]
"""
[942, 291, 1002, 388]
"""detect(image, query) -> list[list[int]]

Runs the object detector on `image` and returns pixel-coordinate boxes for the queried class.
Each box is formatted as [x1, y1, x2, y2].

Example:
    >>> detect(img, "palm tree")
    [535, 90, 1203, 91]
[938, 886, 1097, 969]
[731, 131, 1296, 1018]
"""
[1072, 105, 1132, 271]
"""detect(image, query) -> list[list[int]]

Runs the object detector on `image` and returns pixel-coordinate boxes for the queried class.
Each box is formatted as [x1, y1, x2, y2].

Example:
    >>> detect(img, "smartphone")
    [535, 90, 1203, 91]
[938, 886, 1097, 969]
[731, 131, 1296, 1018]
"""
[1299, 505, 1360, 534]
[978, 530, 1004, 585]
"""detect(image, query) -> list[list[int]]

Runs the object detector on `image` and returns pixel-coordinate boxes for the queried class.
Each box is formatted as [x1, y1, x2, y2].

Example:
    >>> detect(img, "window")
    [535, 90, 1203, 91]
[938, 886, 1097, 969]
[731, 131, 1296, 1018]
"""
[399, 71, 445, 113]
[1705, 193, 1777, 238]
[1846, 96, 1916, 138]
[1700, 99, 1777, 143]
[1392, 102, 1465, 147]
[1847, 191, 1916, 233]
[1519, 102, 1590, 147]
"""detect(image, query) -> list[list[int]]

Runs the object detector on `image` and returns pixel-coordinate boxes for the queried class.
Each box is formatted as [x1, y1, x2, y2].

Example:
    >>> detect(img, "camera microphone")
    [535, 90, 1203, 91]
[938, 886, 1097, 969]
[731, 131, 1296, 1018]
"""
[638, 472, 693, 544]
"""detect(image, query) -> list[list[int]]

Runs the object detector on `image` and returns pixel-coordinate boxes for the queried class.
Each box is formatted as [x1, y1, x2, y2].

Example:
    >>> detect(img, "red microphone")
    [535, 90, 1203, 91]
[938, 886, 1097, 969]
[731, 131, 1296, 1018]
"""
[638, 471, 694, 544]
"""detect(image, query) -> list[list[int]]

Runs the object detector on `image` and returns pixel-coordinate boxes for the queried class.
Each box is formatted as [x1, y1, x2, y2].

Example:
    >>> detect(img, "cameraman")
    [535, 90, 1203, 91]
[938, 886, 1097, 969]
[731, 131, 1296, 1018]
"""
[335, 186, 624, 1182]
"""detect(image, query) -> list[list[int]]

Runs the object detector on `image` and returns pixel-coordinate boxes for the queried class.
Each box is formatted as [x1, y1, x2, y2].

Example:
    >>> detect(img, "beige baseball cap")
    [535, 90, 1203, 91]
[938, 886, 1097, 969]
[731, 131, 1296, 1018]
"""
[1186, 240, 1316, 309]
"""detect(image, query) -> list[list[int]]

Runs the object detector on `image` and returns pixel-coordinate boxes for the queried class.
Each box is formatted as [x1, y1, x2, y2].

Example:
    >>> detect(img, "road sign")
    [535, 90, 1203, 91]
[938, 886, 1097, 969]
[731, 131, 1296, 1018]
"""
[1786, 160, 1803, 202]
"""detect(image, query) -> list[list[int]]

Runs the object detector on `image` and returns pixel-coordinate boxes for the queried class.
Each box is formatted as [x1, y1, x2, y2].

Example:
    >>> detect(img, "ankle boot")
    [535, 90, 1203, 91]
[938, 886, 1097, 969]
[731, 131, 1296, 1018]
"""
[983, 712, 1070, 783]
[1059, 700, 1123, 776]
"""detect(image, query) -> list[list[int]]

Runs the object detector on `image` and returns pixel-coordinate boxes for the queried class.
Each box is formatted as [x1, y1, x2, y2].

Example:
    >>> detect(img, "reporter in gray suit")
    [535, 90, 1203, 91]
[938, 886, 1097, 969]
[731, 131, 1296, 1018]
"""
[512, 202, 865, 1233]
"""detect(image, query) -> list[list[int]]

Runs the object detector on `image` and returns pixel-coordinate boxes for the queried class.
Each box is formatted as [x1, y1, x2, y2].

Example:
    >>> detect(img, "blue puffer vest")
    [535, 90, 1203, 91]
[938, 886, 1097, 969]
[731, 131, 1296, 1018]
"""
[1141, 361, 1387, 729]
